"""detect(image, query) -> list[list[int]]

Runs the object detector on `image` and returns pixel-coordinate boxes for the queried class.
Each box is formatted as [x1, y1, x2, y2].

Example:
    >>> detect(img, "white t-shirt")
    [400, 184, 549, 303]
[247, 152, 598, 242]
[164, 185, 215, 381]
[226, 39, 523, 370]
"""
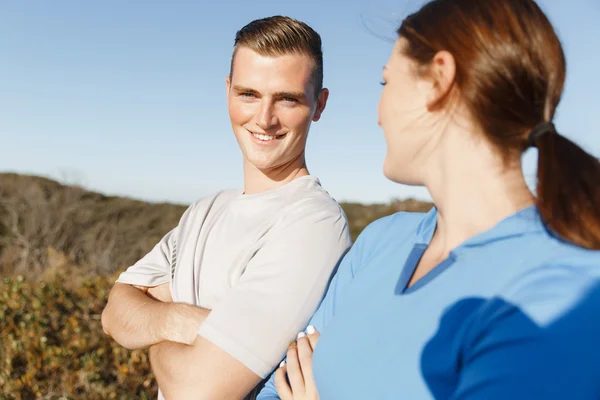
[116, 175, 352, 381]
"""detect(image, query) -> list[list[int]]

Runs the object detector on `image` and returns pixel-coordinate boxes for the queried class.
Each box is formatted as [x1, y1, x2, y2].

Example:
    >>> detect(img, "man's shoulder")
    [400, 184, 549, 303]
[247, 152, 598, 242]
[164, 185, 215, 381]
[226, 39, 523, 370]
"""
[184, 189, 241, 213]
[278, 183, 347, 226]
[191, 189, 241, 207]
[168, 189, 240, 231]
[262, 179, 349, 243]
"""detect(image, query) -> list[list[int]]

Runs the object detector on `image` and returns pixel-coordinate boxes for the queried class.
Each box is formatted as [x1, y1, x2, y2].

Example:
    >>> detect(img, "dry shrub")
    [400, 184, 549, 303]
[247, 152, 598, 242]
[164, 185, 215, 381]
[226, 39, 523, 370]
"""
[0, 173, 186, 278]
[0, 273, 157, 399]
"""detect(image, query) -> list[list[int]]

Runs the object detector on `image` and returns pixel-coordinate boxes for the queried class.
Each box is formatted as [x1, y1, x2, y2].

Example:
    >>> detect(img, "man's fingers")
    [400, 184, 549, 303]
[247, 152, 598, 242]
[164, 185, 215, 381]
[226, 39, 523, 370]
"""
[305, 325, 320, 351]
[285, 340, 305, 394]
[131, 284, 149, 294]
[274, 361, 293, 400]
[146, 282, 173, 302]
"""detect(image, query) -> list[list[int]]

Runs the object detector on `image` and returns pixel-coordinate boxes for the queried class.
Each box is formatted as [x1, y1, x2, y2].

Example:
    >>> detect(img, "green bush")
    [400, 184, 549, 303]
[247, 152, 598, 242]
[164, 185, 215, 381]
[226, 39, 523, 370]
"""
[0, 274, 157, 399]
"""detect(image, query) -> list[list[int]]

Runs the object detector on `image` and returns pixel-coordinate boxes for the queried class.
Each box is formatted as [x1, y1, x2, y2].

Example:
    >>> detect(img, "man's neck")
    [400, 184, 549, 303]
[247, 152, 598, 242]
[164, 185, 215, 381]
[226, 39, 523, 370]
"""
[242, 158, 310, 195]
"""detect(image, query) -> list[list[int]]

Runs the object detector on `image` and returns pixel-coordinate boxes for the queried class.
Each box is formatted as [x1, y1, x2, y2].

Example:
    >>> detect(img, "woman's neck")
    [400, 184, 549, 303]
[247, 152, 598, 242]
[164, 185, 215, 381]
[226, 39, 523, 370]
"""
[425, 128, 534, 255]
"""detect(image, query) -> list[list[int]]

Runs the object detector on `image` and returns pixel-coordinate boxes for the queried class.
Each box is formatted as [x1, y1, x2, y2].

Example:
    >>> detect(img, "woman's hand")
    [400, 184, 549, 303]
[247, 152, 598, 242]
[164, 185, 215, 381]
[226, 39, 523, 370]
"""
[275, 325, 320, 400]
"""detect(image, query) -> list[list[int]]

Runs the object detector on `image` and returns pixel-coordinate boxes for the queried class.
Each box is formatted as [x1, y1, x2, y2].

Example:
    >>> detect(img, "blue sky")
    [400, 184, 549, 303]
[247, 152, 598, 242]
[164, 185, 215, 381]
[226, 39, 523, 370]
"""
[1, 0, 599, 205]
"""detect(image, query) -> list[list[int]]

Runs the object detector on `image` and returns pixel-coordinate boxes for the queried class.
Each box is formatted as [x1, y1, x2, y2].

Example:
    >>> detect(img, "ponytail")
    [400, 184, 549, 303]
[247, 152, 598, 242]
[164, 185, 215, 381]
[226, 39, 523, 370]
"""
[533, 128, 600, 249]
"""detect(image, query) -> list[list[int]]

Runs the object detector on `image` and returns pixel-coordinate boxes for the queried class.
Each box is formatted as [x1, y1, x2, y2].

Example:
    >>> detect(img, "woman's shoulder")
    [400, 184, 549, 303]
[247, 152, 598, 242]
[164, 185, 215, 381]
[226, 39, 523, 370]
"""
[519, 238, 600, 289]
[356, 209, 434, 244]
[343, 210, 434, 270]
[496, 240, 600, 328]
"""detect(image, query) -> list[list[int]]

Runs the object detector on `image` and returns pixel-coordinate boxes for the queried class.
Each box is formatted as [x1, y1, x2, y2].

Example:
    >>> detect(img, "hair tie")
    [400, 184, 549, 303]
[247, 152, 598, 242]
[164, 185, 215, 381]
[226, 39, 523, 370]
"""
[528, 122, 555, 148]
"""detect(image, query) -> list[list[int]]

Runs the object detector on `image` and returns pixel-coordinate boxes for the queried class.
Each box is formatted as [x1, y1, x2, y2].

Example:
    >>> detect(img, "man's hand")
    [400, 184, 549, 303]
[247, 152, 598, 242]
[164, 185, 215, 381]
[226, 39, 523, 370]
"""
[101, 282, 210, 349]
[164, 303, 210, 345]
[138, 283, 173, 303]
[134, 282, 209, 345]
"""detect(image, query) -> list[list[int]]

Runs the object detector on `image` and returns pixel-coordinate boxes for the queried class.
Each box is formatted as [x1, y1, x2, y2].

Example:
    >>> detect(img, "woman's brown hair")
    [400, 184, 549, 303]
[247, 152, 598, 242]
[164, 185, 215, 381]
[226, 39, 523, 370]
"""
[398, 0, 600, 249]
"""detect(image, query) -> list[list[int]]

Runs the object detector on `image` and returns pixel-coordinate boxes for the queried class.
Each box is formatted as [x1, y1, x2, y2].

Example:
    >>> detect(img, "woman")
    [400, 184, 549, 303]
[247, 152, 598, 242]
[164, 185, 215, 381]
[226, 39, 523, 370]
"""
[258, 0, 600, 399]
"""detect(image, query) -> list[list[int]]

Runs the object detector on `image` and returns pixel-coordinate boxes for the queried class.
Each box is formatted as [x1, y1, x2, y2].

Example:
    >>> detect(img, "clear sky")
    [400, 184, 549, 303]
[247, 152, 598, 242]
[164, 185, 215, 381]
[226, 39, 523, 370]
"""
[2, 0, 599, 205]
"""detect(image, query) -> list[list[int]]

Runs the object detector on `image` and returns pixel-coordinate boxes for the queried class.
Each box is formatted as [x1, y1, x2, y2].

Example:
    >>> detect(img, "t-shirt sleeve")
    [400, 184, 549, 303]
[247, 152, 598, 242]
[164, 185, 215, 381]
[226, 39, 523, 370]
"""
[115, 227, 176, 287]
[197, 203, 352, 378]
[256, 243, 360, 400]
[257, 218, 383, 399]
[115, 202, 198, 287]
[450, 265, 600, 400]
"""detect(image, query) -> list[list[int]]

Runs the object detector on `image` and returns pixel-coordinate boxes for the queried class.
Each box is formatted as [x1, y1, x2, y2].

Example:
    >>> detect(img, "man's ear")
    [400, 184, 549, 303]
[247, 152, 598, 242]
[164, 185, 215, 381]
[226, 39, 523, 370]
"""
[225, 76, 231, 102]
[312, 88, 329, 122]
[425, 50, 456, 110]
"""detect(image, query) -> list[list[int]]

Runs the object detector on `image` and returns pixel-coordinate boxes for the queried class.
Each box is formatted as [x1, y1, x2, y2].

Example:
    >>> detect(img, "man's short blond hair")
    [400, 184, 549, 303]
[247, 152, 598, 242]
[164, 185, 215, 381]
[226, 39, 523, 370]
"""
[230, 16, 324, 97]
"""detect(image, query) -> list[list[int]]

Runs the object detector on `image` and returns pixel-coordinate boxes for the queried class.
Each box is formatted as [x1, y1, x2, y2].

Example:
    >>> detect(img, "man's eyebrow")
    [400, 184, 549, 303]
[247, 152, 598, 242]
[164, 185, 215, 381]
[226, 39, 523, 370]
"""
[232, 85, 259, 94]
[273, 91, 306, 100]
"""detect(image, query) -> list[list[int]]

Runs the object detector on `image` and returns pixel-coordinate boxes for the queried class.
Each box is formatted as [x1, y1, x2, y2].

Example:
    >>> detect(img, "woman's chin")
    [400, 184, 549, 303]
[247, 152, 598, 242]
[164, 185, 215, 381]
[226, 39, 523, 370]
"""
[383, 163, 423, 186]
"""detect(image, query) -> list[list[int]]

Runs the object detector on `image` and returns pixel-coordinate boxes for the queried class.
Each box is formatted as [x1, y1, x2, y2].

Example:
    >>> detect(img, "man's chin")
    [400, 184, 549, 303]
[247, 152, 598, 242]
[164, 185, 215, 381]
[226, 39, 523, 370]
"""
[242, 151, 306, 175]
[243, 156, 279, 172]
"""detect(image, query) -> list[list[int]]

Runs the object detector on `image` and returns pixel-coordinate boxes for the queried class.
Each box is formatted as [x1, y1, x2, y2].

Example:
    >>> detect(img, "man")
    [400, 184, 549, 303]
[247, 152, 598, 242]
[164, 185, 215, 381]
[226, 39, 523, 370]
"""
[101, 15, 351, 400]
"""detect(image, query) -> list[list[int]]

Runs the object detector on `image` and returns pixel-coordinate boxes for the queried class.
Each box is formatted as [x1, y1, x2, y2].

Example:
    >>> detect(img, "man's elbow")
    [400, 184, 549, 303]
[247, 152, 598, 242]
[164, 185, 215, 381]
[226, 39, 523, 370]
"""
[101, 284, 122, 337]
[101, 303, 130, 348]
[100, 293, 137, 349]
[101, 310, 141, 350]
[100, 306, 111, 336]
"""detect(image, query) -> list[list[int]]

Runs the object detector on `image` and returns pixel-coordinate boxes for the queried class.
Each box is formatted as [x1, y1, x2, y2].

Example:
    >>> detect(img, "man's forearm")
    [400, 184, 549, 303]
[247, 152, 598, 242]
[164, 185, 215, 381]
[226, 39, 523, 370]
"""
[101, 283, 209, 349]
[149, 337, 259, 400]
[150, 341, 194, 398]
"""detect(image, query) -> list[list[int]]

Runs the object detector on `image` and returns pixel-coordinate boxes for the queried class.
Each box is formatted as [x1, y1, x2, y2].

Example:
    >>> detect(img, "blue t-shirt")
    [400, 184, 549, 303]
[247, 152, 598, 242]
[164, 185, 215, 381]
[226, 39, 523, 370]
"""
[258, 206, 600, 399]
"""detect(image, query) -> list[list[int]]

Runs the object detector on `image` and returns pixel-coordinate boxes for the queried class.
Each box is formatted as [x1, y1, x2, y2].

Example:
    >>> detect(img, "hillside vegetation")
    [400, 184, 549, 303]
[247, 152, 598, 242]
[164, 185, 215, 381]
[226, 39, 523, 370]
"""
[0, 173, 432, 399]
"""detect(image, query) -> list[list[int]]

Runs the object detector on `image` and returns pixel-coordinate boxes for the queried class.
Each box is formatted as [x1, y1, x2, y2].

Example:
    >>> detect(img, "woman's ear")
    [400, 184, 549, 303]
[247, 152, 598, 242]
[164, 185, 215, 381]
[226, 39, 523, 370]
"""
[426, 50, 456, 110]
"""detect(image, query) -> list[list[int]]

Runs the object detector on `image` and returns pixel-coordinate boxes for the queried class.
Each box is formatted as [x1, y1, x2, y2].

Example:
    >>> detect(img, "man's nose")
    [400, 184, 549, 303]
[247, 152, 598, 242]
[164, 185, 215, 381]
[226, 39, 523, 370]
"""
[256, 100, 278, 131]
